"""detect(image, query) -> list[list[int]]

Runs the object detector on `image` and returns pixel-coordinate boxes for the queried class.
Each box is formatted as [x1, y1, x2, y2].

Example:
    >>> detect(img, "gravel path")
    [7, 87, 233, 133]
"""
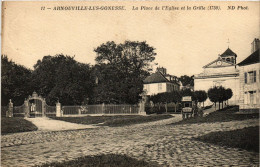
[1, 116, 259, 167]
[25, 117, 97, 131]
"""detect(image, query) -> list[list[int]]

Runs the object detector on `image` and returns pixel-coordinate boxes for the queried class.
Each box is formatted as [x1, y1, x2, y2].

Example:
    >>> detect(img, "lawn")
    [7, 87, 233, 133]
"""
[52, 114, 173, 127]
[171, 106, 259, 125]
[1, 117, 38, 135]
[37, 154, 159, 167]
[195, 126, 259, 153]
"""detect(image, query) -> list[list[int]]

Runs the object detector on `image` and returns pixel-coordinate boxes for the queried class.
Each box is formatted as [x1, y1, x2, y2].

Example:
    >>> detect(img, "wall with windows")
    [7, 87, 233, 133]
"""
[239, 63, 260, 110]
[143, 83, 167, 96]
[166, 83, 179, 92]
[143, 82, 179, 96]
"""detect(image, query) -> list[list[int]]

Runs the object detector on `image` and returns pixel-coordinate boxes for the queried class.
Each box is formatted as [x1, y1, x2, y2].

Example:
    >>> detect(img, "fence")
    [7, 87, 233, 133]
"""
[45, 105, 56, 117]
[62, 104, 140, 116]
[13, 104, 25, 117]
[2, 103, 143, 117]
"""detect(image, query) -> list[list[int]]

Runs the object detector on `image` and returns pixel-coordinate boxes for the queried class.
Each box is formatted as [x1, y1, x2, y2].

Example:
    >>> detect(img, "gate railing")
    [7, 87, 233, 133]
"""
[3, 102, 143, 117]
[62, 104, 140, 116]
[13, 104, 25, 117]
[45, 105, 56, 117]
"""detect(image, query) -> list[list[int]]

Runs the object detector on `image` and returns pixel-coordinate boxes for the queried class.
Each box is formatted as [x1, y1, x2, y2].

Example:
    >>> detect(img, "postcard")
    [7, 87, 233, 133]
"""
[1, 1, 259, 167]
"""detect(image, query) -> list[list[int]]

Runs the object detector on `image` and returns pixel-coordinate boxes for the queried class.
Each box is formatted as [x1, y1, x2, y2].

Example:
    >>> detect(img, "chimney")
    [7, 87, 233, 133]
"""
[251, 38, 260, 53]
[157, 67, 167, 75]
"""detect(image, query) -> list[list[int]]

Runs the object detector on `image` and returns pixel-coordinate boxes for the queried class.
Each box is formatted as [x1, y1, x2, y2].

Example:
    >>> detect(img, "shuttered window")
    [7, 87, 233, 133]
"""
[244, 72, 247, 83]
[253, 71, 256, 82]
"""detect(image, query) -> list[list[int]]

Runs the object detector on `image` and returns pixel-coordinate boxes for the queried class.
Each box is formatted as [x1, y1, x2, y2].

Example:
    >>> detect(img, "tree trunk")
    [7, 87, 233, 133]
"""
[218, 102, 220, 110]
[222, 101, 223, 109]
[174, 103, 177, 112]
[203, 101, 204, 108]
[215, 102, 216, 111]
[165, 103, 168, 113]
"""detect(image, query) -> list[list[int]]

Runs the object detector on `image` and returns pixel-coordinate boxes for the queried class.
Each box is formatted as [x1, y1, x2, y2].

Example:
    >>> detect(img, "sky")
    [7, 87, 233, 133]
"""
[1, 1, 259, 77]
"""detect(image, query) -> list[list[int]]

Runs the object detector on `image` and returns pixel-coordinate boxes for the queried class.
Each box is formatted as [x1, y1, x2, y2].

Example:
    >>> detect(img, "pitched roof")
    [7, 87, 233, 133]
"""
[143, 71, 168, 84]
[144, 71, 179, 85]
[238, 49, 260, 66]
[220, 48, 237, 57]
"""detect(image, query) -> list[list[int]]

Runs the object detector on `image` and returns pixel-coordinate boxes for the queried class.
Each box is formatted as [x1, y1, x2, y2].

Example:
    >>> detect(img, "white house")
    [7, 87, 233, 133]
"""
[143, 67, 180, 96]
[238, 39, 260, 111]
[194, 48, 240, 106]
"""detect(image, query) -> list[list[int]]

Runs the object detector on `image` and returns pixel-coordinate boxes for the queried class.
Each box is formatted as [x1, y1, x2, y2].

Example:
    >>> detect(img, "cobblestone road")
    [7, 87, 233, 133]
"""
[1, 116, 259, 167]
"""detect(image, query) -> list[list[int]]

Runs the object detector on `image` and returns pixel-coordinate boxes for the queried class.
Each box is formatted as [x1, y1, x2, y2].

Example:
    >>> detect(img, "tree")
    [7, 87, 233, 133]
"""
[218, 86, 226, 109]
[208, 86, 230, 110]
[171, 91, 182, 112]
[179, 75, 194, 86]
[150, 91, 181, 112]
[194, 90, 207, 107]
[225, 88, 233, 106]
[93, 41, 156, 104]
[1, 55, 32, 106]
[31, 54, 94, 105]
[208, 87, 219, 111]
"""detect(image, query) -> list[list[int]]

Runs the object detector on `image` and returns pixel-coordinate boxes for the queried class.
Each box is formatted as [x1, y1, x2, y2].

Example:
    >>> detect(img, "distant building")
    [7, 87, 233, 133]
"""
[143, 67, 180, 96]
[238, 39, 260, 111]
[194, 47, 240, 106]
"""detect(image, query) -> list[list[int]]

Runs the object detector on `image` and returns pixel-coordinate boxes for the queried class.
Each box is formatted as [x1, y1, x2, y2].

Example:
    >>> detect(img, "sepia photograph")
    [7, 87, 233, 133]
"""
[1, 1, 259, 166]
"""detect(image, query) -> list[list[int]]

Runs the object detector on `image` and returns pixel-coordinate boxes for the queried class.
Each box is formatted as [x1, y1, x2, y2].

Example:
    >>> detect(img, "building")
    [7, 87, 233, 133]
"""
[238, 39, 260, 111]
[194, 48, 240, 106]
[143, 67, 180, 96]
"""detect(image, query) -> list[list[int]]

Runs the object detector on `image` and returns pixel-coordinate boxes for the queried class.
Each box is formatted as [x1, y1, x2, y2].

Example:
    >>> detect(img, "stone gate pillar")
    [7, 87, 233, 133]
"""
[6, 99, 13, 117]
[138, 100, 146, 115]
[24, 99, 30, 118]
[56, 102, 62, 117]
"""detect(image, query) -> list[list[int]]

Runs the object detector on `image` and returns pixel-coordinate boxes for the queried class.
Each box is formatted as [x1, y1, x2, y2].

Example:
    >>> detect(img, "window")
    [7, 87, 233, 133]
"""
[248, 71, 256, 83]
[184, 103, 190, 107]
[249, 91, 257, 105]
[226, 58, 230, 62]
[158, 83, 162, 91]
[231, 57, 234, 63]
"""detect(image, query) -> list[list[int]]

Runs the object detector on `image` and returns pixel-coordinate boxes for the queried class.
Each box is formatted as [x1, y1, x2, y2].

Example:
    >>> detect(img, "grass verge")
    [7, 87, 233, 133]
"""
[52, 115, 172, 127]
[194, 126, 259, 153]
[37, 154, 159, 167]
[1, 117, 38, 135]
[171, 106, 258, 125]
